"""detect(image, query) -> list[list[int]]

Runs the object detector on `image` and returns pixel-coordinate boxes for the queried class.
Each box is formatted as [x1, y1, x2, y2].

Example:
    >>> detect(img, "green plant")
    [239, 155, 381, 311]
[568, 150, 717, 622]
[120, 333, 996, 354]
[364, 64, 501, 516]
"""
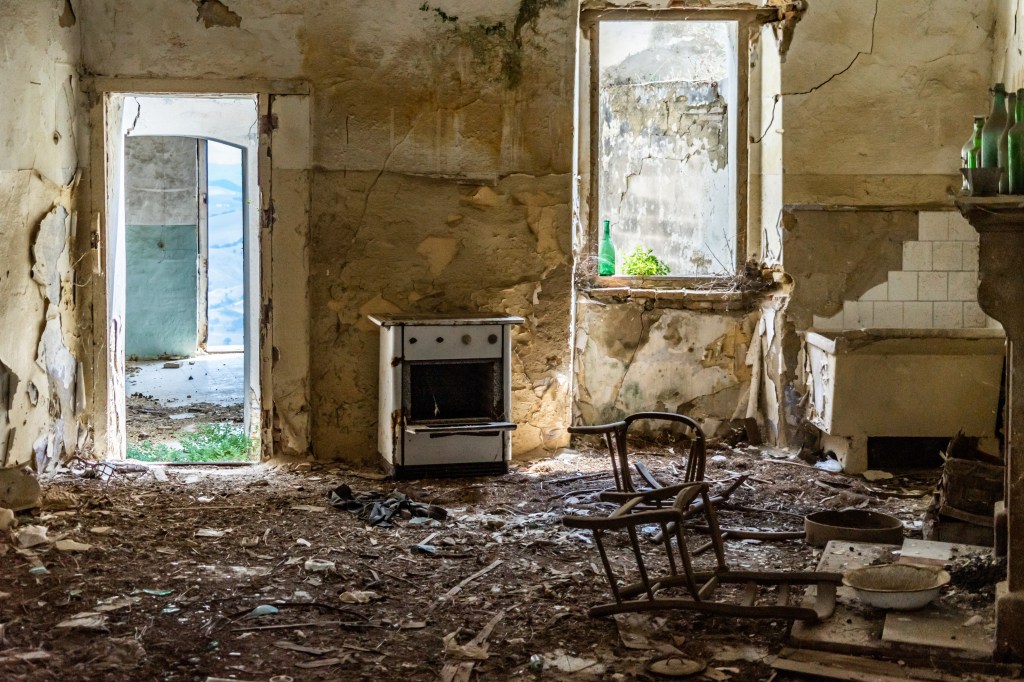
[127, 424, 255, 463]
[622, 246, 671, 276]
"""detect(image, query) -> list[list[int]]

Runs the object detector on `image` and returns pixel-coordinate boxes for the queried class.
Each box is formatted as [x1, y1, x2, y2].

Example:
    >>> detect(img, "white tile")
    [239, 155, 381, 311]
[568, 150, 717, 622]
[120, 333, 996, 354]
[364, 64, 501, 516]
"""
[932, 241, 963, 271]
[963, 242, 980, 271]
[948, 213, 979, 241]
[948, 271, 978, 301]
[934, 302, 964, 328]
[904, 302, 934, 328]
[861, 282, 888, 301]
[888, 271, 918, 301]
[843, 301, 874, 329]
[903, 241, 933, 271]
[964, 301, 989, 328]
[918, 272, 948, 301]
[918, 211, 949, 241]
[813, 312, 844, 331]
[873, 302, 904, 328]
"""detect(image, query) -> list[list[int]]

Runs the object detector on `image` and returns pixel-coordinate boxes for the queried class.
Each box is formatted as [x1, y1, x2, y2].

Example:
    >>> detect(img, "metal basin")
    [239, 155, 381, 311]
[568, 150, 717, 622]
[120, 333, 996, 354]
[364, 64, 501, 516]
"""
[843, 564, 950, 610]
[804, 509, 904, 547]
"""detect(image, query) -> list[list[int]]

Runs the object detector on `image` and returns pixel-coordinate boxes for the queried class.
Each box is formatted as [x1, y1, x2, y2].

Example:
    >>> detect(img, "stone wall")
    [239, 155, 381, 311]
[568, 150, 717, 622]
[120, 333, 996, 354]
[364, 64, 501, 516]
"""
[0, 1, 85, 470]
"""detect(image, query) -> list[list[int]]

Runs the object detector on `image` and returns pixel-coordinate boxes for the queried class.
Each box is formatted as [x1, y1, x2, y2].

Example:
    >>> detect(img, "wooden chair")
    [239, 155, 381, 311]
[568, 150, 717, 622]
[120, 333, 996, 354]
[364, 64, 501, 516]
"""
[568, 411, 746, 510]
[562, 482, 841, 621]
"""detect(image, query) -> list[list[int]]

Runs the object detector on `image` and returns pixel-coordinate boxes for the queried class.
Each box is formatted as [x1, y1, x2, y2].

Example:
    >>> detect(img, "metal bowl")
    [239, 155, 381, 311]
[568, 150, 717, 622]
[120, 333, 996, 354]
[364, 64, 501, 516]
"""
[842, 564, 950, 610]
[804, 509, 904, 547]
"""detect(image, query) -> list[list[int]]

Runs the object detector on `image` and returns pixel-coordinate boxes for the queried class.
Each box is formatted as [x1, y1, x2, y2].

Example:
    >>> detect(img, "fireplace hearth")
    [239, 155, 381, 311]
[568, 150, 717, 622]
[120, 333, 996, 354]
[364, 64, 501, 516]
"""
[370, 313, 524, 479]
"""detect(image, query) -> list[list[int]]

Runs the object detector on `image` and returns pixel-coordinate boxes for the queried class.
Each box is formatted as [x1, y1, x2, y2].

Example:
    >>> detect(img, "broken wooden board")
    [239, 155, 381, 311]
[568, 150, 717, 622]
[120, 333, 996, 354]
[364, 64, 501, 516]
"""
[771, 647, 1017, 682]
[882, 609, 992, 658]
[898, 538, 988, 568]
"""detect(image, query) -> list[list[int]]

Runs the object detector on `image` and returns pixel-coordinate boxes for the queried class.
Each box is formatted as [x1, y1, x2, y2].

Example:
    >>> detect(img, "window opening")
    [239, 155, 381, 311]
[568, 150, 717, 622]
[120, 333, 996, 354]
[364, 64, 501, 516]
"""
[598, 19, 739, 278]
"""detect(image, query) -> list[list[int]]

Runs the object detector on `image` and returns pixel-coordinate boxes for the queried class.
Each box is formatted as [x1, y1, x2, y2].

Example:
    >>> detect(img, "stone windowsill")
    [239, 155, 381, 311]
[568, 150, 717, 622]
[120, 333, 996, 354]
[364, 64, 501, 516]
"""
[584, 285, 755, 312]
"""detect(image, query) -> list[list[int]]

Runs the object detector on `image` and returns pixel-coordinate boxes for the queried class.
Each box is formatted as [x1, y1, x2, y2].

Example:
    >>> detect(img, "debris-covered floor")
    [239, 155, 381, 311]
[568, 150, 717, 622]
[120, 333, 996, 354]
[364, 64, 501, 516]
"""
[0, 443, 1005, 681]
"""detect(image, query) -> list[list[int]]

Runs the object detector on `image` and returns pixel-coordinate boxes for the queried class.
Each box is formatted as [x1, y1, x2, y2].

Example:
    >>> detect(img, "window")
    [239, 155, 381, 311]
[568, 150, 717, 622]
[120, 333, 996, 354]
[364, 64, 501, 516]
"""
[581, 9, 764, 283]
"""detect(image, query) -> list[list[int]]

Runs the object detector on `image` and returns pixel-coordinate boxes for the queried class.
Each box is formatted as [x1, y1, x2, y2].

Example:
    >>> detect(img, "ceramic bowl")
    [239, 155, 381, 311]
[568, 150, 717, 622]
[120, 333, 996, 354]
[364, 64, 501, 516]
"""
[842, 563, 950, 610]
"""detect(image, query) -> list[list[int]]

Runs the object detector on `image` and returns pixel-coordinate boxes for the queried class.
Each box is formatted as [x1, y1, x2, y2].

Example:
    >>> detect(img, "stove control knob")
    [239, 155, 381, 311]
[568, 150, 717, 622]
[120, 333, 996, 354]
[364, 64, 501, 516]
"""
[409, 337, 418, 344]
[461, 334, 472, 345]
[436, 336, 444, 343]
[488, 334, 498, 344]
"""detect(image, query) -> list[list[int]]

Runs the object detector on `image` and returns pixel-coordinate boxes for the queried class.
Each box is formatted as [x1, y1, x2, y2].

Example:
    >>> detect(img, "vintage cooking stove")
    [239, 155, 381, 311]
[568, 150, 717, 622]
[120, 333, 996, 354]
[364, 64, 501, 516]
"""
[370, 313, 524, 479]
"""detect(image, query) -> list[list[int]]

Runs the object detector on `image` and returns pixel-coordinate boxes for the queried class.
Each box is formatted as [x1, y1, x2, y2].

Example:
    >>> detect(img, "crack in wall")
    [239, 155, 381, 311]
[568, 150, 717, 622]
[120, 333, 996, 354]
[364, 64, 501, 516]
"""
[753, 0, 880, 144]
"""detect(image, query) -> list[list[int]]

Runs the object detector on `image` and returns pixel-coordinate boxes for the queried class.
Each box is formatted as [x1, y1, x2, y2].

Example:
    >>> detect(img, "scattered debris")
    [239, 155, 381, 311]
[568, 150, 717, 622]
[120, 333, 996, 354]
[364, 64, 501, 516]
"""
[15, 525, 49, 548]
[327, 484, 447, 527]
[54, 538, 93, 552]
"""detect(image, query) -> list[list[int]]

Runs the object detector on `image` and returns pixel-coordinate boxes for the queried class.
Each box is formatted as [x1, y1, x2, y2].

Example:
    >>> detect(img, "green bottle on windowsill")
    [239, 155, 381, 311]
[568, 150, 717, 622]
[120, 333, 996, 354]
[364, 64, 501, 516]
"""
[598, 219, 615, 276]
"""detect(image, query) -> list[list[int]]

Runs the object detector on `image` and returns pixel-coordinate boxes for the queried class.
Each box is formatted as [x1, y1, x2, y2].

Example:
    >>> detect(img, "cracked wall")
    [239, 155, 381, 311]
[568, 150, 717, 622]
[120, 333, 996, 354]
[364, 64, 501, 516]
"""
[0, 1, 85, 471]
[574, 295, 758, 435]
[779, 0, 995, 206]
[78, 0, 575, 462]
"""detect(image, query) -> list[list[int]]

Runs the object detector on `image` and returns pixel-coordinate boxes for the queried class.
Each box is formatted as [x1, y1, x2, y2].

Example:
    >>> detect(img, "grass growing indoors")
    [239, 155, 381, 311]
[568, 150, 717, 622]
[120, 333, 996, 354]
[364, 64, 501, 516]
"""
[128, 424, 254, 463]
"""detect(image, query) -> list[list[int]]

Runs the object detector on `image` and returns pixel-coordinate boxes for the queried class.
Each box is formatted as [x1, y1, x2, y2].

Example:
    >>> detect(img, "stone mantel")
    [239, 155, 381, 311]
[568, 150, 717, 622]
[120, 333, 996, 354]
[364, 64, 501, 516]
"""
[956, 195, 1024, 660]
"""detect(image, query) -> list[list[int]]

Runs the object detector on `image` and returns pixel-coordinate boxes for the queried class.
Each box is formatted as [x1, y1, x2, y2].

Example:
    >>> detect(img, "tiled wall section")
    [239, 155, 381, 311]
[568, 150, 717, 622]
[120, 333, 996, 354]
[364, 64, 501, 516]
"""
[813, 212, 998, 330]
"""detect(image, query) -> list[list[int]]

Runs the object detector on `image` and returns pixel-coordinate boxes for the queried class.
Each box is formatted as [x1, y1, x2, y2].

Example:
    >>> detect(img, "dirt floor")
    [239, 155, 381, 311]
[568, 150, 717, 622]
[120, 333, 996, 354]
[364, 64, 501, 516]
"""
[0, 441, 1003, 681]
[126, 392, 245, 451]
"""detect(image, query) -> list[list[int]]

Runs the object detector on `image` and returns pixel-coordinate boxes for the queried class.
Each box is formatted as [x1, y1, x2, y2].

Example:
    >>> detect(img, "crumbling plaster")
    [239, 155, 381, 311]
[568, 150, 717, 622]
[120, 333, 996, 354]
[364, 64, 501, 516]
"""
[0, 2, 85, 471]
[574, 297, 758, 433]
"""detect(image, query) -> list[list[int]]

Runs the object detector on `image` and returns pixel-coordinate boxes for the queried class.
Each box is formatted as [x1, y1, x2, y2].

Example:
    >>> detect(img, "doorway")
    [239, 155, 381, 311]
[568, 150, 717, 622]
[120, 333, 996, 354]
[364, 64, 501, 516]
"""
[106, 95, 260, 462]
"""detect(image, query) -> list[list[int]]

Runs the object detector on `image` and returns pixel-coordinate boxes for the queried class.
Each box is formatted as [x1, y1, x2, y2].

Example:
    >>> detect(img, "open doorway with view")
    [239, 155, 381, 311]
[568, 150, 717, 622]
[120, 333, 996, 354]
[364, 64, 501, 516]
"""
[111, 95, 260, 463]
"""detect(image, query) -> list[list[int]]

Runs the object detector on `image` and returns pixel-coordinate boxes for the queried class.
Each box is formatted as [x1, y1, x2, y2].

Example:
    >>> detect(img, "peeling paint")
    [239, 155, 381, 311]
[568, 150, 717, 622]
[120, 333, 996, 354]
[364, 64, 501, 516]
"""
[59, 0, 76, 28]
[195, 0, 242, 28]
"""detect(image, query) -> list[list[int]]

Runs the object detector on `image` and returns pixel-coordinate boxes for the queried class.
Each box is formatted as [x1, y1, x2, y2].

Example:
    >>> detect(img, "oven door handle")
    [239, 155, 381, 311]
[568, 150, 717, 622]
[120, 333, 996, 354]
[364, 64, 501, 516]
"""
[405, 422, 517, 437]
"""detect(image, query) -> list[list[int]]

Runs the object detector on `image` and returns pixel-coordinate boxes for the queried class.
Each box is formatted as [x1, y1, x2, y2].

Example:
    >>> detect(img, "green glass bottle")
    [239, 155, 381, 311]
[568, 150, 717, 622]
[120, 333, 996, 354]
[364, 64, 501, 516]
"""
[962, 116, 984, 170]
[1007, 91, 1024, 194]
[982, 83, 1007, 168]
[598, 220, 615, 276]
[1000, 90, 1018, 193]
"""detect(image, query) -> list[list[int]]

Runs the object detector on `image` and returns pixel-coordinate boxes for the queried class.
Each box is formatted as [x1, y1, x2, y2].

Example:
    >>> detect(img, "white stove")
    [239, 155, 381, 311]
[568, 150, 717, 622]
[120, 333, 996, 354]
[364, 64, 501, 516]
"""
[369, 313, 524, 479]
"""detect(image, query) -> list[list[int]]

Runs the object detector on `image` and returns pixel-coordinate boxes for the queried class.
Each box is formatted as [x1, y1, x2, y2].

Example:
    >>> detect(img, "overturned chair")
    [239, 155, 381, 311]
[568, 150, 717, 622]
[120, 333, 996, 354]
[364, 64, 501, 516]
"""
[568, 411, 746, 509]
[562, 482, 841, 622]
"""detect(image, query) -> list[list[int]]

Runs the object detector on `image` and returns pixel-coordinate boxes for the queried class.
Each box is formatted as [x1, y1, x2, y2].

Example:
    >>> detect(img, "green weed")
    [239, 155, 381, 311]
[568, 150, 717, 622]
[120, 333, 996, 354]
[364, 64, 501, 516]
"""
[127, 424, 254, 463]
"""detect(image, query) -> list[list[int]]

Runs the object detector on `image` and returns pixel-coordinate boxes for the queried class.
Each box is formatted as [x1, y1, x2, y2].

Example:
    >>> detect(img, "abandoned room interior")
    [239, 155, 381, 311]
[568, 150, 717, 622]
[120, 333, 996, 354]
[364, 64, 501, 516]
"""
[8, 0, 1024, 679]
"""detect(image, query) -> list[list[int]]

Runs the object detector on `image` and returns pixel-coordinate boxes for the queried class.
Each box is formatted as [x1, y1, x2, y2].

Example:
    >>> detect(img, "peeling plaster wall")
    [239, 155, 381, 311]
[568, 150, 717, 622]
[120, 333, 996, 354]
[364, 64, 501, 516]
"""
[79, 0, 575, 461]
[573, 296, 758, 434]
[779, 0, 995, 206]
[0, 1, 84, 468]
[755, 1, 1000, 447]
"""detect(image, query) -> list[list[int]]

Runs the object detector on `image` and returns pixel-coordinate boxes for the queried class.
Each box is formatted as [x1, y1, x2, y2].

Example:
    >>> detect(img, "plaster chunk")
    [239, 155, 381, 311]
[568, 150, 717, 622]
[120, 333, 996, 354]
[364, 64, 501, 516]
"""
[461, 186, 504, 209]
[416, 236, 460, 276]
[31, 206, 70, 307]
[195, 0, 242, 28]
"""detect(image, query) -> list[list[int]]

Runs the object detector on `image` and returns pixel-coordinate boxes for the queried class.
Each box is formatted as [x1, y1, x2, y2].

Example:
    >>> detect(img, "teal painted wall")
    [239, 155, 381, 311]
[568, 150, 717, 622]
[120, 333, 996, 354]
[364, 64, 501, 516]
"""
[126, 224, 198, 359]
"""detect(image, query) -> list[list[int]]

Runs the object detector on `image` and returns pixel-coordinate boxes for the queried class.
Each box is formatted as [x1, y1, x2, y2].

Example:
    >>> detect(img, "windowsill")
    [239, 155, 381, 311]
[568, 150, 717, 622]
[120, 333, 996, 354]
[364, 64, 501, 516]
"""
[582, 278, 760, 311]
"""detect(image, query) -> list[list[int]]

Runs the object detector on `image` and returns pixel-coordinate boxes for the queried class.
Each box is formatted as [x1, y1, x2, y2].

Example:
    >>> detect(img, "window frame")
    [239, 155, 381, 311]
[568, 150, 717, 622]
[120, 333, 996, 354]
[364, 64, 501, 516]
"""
[579, 7, 774, 289]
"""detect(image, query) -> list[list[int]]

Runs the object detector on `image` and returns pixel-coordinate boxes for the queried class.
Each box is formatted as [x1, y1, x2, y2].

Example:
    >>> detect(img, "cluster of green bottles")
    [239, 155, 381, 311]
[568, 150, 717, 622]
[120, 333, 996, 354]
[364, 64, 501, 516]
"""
[962, 83, 1024, 194]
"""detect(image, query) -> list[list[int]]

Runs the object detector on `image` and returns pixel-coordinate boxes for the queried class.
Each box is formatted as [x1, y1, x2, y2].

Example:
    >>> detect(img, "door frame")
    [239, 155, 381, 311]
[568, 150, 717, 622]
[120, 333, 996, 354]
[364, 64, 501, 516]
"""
[85, 77, 310, 461]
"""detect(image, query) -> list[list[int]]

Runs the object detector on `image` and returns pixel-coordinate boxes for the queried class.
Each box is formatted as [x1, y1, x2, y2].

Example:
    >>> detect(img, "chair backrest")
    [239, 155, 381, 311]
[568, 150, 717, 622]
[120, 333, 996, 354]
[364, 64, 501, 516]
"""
[623, 412, 707, 484]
